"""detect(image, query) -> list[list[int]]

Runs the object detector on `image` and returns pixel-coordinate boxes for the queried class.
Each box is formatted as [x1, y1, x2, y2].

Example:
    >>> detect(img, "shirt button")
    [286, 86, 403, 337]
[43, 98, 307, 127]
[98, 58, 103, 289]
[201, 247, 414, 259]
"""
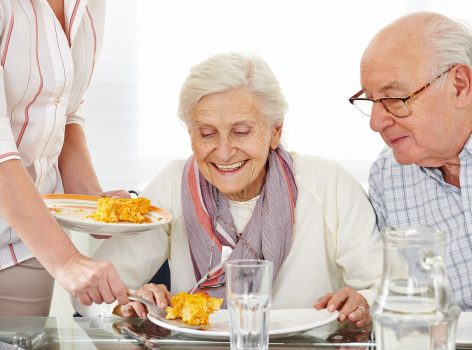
[54, 98, 61, 105]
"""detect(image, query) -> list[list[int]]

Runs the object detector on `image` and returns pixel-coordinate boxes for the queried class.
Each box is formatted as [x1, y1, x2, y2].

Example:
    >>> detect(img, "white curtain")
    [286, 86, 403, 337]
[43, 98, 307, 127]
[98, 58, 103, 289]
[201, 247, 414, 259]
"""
[85, 0, 472, 190]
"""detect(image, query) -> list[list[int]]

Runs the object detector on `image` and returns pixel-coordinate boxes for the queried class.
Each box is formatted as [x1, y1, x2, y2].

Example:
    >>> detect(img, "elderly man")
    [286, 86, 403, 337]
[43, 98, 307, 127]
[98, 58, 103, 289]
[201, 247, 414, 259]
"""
[349, 11, 472, 310]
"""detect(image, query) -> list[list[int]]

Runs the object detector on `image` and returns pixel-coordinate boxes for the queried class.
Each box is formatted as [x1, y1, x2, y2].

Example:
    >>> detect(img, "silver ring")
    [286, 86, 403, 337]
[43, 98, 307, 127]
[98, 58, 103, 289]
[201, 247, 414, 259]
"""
[357, 305, 367, 313]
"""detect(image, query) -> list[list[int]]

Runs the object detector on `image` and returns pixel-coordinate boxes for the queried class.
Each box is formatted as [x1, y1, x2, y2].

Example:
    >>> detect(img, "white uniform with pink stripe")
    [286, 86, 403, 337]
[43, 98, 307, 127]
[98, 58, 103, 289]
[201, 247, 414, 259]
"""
[0, 0, 104, 269]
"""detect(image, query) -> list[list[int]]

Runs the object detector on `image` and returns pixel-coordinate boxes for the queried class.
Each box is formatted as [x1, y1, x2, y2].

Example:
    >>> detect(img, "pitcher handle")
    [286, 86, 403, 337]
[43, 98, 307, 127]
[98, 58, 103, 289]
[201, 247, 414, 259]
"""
[424, 255, 448, 312]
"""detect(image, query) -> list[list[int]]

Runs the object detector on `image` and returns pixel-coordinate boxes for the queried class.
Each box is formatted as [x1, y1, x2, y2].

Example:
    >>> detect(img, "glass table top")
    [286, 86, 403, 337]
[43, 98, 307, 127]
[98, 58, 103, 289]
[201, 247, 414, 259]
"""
[0, 316, 372, 349]
[0, 316, 469, 349]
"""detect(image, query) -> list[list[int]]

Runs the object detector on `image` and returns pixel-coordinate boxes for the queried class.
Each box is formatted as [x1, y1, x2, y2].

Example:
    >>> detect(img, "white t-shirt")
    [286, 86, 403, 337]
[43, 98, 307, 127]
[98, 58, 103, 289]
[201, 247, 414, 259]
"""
[228, 196, 258, 234]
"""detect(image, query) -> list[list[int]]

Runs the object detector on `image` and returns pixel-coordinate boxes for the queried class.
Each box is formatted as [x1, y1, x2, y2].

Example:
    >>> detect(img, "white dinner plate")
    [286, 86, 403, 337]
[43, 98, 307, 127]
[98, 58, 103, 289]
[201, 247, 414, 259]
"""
[148, 308, 339, 340]
[42, 194, 172, 235]
[457, 312, 472, 348]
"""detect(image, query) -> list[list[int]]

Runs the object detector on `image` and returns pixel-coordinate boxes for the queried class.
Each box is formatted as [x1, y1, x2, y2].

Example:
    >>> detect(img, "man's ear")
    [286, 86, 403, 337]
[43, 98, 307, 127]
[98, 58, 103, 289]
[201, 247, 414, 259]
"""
[270, 123, 283, 150]
[452, 64, 472, 108]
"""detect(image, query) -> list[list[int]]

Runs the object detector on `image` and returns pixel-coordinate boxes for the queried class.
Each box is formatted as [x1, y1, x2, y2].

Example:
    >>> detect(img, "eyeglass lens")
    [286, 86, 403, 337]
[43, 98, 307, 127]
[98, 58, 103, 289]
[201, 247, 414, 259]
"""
[353, 98, 410, 118]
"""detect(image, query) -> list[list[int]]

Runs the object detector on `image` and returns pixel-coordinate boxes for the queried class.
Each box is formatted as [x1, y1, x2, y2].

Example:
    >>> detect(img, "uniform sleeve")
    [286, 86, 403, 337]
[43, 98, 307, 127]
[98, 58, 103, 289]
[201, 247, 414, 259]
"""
[368, 160, 387, 231]
[0, 67, 21, 164]
[65, 103, 86, 127]
[331, 164, 383, 306]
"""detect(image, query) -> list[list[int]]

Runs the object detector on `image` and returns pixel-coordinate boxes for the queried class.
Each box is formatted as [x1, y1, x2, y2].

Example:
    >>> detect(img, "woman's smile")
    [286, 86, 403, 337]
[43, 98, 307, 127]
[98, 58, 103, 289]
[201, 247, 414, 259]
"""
[213, 160, 247, 172]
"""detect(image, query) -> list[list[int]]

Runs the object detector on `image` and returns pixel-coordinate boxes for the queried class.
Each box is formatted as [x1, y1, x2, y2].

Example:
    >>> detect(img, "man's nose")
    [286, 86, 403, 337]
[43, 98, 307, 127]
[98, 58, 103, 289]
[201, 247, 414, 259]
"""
[370, 102, 395, 133]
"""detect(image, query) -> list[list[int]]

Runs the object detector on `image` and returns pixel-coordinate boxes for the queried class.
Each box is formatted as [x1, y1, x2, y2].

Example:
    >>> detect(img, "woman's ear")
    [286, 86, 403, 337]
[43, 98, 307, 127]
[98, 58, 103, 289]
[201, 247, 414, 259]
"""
[452, 64, 472, 108]
[270, 123, 283, 150]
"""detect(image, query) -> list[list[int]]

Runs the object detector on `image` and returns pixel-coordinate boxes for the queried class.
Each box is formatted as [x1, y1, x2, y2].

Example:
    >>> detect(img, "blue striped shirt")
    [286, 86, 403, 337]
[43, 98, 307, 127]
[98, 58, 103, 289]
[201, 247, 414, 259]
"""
[369, 138, 472, 310]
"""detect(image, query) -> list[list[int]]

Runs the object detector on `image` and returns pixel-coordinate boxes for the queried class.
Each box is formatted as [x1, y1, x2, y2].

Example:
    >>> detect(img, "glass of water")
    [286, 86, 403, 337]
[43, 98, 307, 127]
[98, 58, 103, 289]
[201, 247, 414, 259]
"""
[226, 259, 272, 350]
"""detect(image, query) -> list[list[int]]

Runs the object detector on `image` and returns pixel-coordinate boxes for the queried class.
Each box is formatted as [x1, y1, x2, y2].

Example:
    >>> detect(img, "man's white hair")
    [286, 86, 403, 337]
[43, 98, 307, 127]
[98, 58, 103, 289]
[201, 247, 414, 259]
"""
[178, 52, 288, 127]
[425, 14, 472, 83]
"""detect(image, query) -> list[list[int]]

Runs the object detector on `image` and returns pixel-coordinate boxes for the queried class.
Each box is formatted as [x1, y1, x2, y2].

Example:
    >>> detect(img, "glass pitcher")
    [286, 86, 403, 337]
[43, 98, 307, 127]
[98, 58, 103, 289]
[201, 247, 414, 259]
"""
[372, 226, 460, 350]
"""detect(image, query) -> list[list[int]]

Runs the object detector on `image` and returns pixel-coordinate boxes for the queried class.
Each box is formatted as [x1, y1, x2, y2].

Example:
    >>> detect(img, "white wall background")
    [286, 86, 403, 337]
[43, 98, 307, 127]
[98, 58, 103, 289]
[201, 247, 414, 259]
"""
[50, 0, 472, 316]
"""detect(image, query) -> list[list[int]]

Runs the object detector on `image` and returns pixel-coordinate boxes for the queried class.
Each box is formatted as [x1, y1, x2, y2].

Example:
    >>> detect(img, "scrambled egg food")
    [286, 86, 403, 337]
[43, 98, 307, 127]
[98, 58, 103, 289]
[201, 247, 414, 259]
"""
[92, 197, 151, 223]
[166, 292, 223, 326]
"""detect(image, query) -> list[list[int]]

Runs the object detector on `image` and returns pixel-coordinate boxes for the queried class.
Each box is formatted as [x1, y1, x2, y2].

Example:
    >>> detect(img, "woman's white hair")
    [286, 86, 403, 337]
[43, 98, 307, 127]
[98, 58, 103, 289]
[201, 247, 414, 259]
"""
[178, 52, 288, 127]
[423, 13, 472, 83]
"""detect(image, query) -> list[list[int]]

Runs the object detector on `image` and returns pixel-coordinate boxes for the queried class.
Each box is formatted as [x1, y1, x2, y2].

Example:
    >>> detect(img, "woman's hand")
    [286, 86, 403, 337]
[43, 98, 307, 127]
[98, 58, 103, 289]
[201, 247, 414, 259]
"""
[314, 286, 371, 327]
[115, 284, 172, 319]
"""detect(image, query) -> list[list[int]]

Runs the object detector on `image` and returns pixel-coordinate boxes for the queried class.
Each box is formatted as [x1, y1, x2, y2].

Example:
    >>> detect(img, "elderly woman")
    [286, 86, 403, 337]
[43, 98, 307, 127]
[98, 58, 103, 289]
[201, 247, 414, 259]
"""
[73, 53, 382, 327]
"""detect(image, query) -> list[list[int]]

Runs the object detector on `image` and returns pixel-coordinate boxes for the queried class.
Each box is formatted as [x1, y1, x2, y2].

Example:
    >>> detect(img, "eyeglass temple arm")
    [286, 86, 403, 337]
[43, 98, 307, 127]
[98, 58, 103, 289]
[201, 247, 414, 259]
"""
[349, 89, 364, 104]
[407, 65, 456, 100]
[407, 82, 431, 100]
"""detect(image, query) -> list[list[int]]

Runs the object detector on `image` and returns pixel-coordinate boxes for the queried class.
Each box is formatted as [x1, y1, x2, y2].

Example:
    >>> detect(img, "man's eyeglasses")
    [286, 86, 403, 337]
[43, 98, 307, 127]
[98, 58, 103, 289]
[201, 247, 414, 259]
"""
[348, 65, 456, 118]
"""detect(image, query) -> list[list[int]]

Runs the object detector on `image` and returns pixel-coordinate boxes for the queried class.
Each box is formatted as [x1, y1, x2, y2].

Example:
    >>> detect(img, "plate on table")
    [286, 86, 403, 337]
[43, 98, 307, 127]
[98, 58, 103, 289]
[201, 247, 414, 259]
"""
[147, 308, 339, 340]
[42, 194, 172, 235]
[457, 312, 472, 348]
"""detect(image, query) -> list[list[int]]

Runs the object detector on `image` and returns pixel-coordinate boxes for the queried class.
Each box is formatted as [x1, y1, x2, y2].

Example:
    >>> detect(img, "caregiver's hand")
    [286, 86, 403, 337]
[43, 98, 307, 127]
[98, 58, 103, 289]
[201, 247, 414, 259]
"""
[59, 253, 129, 306]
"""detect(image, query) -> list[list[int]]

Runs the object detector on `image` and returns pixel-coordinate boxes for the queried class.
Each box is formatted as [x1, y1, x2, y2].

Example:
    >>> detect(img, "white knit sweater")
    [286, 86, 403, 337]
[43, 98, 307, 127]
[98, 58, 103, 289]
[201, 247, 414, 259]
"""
[73, 153, 383, 317]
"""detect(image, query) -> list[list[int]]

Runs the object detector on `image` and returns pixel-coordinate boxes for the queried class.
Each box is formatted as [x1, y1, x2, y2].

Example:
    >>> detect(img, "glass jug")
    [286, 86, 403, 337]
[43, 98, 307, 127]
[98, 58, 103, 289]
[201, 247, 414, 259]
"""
[372, 226, 460, 350]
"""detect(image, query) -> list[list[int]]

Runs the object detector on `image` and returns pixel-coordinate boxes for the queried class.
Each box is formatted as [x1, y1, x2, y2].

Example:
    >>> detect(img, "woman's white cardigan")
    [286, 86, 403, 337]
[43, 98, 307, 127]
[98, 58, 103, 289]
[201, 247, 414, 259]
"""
[74, 153, 383, 317]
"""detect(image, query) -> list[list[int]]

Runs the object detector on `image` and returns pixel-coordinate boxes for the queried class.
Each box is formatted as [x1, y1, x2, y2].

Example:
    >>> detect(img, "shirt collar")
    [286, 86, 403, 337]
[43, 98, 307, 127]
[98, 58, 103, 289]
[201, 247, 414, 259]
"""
[459, 134, 472, 161]
[421, 134, 472, 188]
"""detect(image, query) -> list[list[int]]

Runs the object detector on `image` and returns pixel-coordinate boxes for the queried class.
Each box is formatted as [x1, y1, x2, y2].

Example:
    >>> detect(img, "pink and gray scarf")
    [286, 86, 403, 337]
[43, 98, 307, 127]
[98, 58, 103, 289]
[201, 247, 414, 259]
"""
[181, 146, 298, 300]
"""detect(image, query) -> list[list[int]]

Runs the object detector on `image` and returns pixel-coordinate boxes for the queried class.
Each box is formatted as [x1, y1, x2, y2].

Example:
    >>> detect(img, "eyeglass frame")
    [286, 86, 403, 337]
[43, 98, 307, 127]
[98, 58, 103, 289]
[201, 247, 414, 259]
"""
[348, 65, 456, 118]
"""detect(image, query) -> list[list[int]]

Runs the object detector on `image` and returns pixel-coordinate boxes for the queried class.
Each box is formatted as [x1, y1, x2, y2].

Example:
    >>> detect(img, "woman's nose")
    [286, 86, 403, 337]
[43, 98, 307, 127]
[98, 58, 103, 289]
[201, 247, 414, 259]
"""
[370, 102, 395, 133]
[214, 136, 236, 161]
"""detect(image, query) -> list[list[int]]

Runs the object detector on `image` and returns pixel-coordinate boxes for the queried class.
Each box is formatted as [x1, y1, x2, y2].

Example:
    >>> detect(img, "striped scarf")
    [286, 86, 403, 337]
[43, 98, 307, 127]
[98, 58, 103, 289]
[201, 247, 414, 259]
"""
[181, 146, 297, 301]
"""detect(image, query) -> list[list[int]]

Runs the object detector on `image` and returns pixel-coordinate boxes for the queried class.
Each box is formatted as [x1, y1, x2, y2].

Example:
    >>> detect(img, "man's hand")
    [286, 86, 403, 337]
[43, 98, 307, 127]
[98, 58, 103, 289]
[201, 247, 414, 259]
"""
[55, 252, 129, 306]
[314, 286, 371, 327]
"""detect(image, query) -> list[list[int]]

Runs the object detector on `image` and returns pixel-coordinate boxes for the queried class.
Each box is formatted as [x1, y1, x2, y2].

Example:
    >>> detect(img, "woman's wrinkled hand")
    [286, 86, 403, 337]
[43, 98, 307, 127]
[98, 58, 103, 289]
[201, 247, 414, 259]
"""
[115, 284, 172, 319]
[314, 286, 371, 327]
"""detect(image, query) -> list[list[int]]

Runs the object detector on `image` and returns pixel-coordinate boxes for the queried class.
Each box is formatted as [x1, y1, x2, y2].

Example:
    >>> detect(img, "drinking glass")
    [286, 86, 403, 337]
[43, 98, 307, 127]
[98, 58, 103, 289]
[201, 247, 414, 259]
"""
[226, 259, 272, 350]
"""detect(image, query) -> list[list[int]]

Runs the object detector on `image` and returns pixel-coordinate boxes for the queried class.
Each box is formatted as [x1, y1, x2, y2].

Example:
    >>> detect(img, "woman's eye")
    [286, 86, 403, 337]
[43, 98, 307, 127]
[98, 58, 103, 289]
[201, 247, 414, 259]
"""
[232, 128, 251, 136]
[199, 129, 216, 138]
[201, 133, 215, 139]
